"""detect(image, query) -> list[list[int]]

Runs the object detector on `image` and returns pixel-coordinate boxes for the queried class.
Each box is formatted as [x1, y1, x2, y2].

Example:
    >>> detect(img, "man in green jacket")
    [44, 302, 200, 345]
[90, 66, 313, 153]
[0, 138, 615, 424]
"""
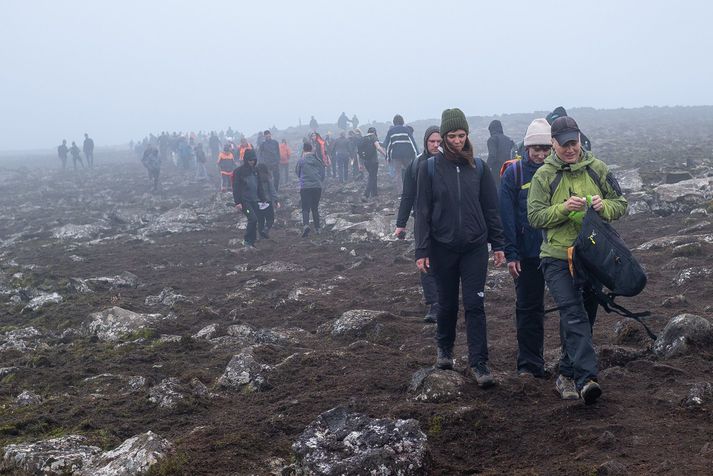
[527, 116, 627, 405]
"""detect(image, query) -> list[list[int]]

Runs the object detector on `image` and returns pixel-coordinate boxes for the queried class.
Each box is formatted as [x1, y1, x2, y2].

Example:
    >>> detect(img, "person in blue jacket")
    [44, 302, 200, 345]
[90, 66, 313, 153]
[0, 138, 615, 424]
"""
[499, 118, 551, 379]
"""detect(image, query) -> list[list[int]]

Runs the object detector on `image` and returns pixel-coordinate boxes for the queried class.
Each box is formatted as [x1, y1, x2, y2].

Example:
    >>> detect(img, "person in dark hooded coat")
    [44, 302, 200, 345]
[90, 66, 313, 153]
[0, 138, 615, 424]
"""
[394, 125, 442, 322]
[486, 119, 515, 191]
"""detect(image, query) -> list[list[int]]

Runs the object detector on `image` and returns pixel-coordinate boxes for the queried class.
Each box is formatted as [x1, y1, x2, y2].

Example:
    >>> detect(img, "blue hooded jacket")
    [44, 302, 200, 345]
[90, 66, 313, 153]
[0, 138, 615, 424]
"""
[499, 150, 544, 262]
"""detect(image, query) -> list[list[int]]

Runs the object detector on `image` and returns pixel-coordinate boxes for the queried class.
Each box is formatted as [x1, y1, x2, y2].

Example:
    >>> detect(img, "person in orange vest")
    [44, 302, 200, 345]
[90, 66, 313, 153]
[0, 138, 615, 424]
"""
[238, 137, 253, 161]
[217, 144, 236, 192]
[310, 132, 331, 178]
[279, 139, 292, 185]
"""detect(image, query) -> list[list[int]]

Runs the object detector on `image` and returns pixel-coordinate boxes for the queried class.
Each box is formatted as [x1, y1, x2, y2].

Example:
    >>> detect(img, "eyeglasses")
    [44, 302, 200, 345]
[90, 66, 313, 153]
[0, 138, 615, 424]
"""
[529, 145, 551, 153]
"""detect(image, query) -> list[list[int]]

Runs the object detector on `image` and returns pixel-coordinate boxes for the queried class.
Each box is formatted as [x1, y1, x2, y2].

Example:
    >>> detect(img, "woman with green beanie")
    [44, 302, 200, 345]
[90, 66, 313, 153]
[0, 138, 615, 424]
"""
[414, 108, 506, 388]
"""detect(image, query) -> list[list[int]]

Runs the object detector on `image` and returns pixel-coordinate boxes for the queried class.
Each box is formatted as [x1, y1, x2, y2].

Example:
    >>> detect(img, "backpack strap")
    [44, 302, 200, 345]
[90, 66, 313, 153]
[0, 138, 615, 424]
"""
[549, 164, 603, 197]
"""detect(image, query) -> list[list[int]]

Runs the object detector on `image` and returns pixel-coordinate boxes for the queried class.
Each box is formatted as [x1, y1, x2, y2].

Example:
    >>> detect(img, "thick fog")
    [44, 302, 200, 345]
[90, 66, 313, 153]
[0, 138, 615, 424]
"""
[1, 0, 712, 151]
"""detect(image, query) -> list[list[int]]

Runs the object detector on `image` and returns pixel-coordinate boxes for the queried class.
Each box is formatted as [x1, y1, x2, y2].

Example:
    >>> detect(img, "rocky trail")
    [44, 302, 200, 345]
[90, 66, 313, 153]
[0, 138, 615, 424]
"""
[2, 115, 713, 474]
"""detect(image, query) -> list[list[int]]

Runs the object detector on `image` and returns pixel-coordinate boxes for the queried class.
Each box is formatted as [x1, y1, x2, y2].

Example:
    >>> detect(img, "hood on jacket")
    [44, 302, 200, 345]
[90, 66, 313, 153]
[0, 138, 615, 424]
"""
[422, 126, 440, 155]
[488, 120, 503, 135]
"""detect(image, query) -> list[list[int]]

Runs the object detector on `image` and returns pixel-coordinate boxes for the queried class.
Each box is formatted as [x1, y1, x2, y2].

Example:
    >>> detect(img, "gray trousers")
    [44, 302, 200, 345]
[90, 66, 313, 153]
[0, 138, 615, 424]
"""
[541, 257, 598, 390]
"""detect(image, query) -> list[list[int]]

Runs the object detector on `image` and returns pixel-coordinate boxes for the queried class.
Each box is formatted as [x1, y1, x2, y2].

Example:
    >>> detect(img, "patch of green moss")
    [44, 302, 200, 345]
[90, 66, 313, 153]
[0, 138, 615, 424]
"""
[427, 415, 443, 437]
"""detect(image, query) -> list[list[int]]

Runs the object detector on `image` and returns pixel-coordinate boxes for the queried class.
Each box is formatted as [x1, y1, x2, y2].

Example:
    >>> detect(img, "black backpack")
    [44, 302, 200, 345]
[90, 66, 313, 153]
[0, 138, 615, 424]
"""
[358, 136, 377, 161]
[566, 207, 655, 339]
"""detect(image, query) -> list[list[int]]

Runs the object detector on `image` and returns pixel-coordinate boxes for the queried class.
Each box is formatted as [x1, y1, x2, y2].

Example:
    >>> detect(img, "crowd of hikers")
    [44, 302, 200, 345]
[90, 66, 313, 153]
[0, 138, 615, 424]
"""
[56, 133, 95, 171]
[63, 106, 628, 406]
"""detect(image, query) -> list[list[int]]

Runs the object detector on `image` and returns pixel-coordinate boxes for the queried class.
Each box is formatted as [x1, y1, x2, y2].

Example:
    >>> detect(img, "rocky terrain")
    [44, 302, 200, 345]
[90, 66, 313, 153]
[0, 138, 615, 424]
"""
[1, 106, 713, 475]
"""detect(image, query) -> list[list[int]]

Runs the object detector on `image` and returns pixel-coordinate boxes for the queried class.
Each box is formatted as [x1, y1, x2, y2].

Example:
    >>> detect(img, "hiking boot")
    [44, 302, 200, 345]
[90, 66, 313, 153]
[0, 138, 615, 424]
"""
[301, 226, 310, 238]
[424, 304, 438, 323]
[555, 375, 579, 400]
[471, 362, 496, 388]
[581, 380, 602, 405]
[259, 230, 270, 239]
[242, 240, 256, 248]
[435, 348, 453, 370]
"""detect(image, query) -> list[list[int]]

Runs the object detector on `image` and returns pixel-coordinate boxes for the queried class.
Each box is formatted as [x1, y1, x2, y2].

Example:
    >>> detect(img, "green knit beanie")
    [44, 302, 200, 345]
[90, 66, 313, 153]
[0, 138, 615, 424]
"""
[440, 108, 469, 136]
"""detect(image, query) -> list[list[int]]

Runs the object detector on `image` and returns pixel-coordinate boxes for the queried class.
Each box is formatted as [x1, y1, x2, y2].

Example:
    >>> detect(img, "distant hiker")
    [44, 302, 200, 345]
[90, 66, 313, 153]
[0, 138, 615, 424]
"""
[295, 142, 325, 237]
[527, 116, 627, 404]
[141, 143, 161, 192]
[309, 116, 319, 131]
[57, 140, 69, 171]
[348, 129, 363, 179]
[337, 112, 349, 130]
[499, 118, 551, 379]
[350, 114, 359, 130]
[414, 108, 505, 388]
[232, 149, 265, 247]
[394, 125, 442, 323]
[238, 137, 253, 161]
[546, 106, 592, 151]
[217, 144, 236, 192]
[382, 114, 419, 194]
[279, 139, 292, 184]
[325, 132, 336, 178]
[83, 133, 95, 168]
[256, 131, 265, 159]
[177, 138, 194, 171]
[256, 163, 280, 239]
[258, 130, 281, 192]
[331, 131, 352, 183]
[487, 120, 515, 191]
[358, 127, 386, 201]
[310, 132, 331, 182]
[208, 131, 221, 161]
[194, 142, 208, 181]
[69, 141, 84, 170]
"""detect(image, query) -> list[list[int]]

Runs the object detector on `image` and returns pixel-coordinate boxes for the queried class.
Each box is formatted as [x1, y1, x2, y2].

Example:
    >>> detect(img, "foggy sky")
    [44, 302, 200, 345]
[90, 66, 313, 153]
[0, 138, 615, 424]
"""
[1, 0, 711, 151]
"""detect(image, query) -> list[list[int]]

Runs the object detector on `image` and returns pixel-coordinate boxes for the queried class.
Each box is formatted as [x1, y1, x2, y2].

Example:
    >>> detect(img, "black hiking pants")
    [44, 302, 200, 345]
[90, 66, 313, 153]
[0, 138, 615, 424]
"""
[364, 160, 378, 198]
[514, 257, 545, 376]
[541, 257, 598, 390]
[430, 241, 490, 367]
[420, 270, 438, 305]
[300, 188, 321, 230]
[257, 203, 275, 236]
[242, 201, 259, 245]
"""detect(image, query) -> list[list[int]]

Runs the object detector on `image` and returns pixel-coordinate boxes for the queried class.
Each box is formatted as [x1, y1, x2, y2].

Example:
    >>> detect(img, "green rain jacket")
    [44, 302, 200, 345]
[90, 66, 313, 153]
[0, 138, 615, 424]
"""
[527, 151, 627, 260]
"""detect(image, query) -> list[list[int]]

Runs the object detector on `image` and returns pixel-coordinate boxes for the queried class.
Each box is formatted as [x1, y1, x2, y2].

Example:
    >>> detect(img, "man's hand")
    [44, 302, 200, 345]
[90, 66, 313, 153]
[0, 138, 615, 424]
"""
[564, 196, 586, 212]
[507, 260, 521, 278]
[394, 227, 407, 239]
[493, 251, 505, 267]
[590, 194, 603, 212]
[416, 257, 430, 273]
[234, 203, 242, 211]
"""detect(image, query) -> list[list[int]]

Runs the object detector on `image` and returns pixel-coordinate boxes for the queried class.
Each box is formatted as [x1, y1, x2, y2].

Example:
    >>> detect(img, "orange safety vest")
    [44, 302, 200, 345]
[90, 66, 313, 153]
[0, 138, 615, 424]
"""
[279, 143, 291, 164]
[217, 151, 235, 176]
[238, 143, 253, 161]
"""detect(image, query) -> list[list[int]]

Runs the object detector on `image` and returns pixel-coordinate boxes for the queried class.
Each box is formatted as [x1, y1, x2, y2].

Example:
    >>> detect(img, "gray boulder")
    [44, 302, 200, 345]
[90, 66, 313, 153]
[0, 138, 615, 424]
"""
[322, 310, 396, 339]
[148, 378, 185, 409]
[85, 306, 165, 342]
[15, 390, 42, 406]
[653, 177, 713, 212]
[144, 287, 192, 306]
[1, 435, 101, 474]
[409, 368, 466, 403]
[255, 261, 305, 273]
[23, 292, 63, 311]
[80, 431, 173, 476]
[193, 323, 219, 340]
[683, 382, 713, 407]
[0, 327, 42, 352]
[292, 406, 430, 475]
[86, 271, 141, 290]
[653, 314, 713, 358]
[615, 168, 643, 192]
[217, 347, 271, 391]
[52, 223, 109, 241]
[142, 208, 203, 235]
[673, 267, 713, 286]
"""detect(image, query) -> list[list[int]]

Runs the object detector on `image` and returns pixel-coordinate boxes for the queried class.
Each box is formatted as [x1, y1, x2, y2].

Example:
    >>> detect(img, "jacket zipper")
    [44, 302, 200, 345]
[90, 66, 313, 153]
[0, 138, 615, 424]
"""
[456, 166, 462, 234]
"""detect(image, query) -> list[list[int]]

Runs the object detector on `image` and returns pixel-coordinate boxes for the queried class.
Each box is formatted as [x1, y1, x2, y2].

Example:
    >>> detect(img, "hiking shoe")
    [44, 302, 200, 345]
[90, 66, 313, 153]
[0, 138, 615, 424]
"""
[424, 304, 438, 323]
[581, 380, 602, 405]
[435, 348, 453, 370]
[555, 375, 579, 400]
[259, 230, 270, 239]
[471, 362, 495, 388]
[301, 226, 310, 238]
[242, 240, 256, 248]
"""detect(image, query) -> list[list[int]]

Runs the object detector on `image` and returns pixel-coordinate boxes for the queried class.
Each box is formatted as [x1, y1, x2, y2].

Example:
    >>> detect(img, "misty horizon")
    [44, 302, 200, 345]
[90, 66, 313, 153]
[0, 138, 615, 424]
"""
[2, 0, 712, 151]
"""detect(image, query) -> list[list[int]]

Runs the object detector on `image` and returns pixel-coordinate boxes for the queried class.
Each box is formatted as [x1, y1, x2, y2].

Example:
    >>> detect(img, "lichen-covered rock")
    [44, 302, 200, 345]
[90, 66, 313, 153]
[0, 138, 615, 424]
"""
[86, 271, 141, 290]
[52, 223, 109, 241]
[255, 261, 305, 273]
[682, 382, 713, 407]
[80, 431, 173, 476]
[15, 390, 42, 406]
[653, 314, 713, 358]
[0, 327, 41, 352]
[85, 306, 164, 342]
[144, 287, 192, 306]
[217, 347, 271, 391]
[23, 292, 63, 311]
[1, 435, 101, 474]
[409, 368, 466, 403]
[194, 323, 219, 340]
[673, 267, 713, 286]
[148, 378, 185, 409]
[323, 309, 396, 338]
[292, 406, 430, 475]
[615, 168, 643, 192]
[653, 177, 713, 213]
